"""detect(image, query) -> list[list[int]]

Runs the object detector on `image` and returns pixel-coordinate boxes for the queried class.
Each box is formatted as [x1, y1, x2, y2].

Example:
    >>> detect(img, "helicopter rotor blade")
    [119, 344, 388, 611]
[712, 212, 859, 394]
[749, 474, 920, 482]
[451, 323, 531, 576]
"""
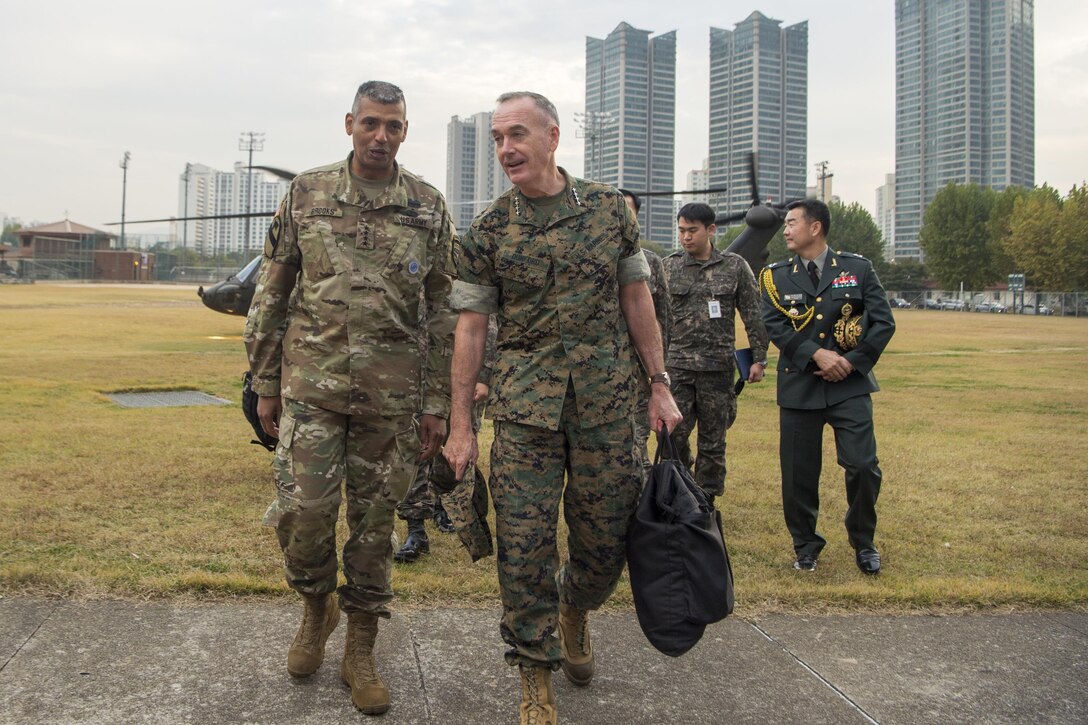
[748, 151, 760, 207]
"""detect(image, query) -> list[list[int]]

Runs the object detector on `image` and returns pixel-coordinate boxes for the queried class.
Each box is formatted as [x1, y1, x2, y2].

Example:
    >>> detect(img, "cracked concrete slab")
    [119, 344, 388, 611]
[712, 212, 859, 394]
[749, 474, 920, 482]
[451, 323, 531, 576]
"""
[756, 613, 1088, 724]
[0, 598, 56, 668]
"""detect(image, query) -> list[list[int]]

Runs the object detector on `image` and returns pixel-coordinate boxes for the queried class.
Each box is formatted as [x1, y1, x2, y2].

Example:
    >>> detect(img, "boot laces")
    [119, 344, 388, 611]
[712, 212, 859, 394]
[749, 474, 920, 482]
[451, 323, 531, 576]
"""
[299, 600, 325, 648]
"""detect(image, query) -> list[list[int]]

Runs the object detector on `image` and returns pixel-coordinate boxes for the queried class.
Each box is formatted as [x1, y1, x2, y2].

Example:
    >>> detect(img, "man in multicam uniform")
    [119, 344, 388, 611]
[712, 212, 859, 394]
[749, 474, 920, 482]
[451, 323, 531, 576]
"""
[442, 91, 681, 725]
[663, 202, 769, 503]
[619, 188, 671, 480]
[244, 80, 456, 716]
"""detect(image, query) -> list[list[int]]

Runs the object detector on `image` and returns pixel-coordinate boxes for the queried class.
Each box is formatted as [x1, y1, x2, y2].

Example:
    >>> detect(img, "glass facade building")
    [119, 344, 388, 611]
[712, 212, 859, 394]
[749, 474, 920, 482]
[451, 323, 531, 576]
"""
[708, 12, 808, 218]
[585, 22, 677, 245]
[894, 0, 1034, 259]
[446, 111, 511, 235]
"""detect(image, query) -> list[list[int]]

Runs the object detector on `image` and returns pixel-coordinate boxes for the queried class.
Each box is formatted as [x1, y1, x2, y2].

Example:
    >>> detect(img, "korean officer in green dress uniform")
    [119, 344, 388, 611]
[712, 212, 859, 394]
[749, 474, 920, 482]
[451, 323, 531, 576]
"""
[759, 199, 896, 574]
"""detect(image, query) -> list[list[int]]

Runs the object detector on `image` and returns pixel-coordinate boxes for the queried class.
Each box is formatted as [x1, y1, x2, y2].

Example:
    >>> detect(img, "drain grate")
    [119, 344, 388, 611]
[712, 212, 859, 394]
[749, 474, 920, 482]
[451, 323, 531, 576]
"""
[106, 391, 232, 409]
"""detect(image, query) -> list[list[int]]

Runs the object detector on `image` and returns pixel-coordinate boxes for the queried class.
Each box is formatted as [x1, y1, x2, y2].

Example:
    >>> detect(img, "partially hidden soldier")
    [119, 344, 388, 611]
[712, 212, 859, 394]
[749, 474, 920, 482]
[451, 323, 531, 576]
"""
[663, 202, 769, 502]
[619, 188, 671, 481]
[442, 92, 682, 725]
[243, 80, 457, 716]
[395, 313, 498, 563]
[759, 199, 895, 575]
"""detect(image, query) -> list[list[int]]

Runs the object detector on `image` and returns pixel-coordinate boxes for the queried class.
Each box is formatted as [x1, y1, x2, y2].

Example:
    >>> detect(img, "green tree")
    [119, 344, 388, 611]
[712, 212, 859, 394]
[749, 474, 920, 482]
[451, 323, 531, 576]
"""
[988, 186, 1030, 278]
[919, 183, 997, 289]
[1, 221, 22, 246]
[1057, 184, 1088, 291]
[826, 201, 887, 274]
[1005, 185, 1064, 290]
[880, 258, 928, 291]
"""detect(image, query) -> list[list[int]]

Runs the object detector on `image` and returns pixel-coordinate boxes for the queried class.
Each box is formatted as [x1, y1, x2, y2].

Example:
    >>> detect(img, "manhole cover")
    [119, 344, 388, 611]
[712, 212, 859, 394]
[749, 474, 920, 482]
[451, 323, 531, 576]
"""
[106, 391, 232, 408]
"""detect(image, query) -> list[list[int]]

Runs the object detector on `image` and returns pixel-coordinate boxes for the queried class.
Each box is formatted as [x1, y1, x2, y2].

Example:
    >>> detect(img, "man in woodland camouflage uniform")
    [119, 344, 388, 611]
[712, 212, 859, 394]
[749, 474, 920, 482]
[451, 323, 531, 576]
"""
[442, 91, 681, 725]
[664, 202, 768, 503]
[244, 80, 456, 716]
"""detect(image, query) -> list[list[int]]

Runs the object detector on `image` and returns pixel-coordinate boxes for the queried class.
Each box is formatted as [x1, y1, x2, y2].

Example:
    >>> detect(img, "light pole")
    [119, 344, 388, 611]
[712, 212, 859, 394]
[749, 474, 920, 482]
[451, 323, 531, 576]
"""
[119, 151, 131, 250]
[239, 132, 265, 256]
[574, 110, 616, 182]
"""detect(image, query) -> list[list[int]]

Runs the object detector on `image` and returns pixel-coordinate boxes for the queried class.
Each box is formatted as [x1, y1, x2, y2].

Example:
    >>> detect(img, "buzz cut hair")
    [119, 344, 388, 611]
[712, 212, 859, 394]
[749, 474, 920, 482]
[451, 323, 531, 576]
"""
[496, 91, 560, 127]
[352, 81, 406, 116]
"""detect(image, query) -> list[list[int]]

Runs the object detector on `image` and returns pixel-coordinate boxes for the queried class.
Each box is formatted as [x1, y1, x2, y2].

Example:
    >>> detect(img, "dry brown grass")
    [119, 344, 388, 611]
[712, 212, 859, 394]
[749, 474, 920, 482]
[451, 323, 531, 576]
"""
[1, 284, 1086, 614]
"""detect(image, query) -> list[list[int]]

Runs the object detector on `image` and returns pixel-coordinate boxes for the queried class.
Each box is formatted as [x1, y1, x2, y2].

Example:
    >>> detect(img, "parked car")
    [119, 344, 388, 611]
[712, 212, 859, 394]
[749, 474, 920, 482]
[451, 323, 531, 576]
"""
[918, 298, 942, 310]
[1018, 304, 1052, 315]
[940, 299, 966, 311]
[889, 297, 911, 309]
[974, 301, 1007, 313]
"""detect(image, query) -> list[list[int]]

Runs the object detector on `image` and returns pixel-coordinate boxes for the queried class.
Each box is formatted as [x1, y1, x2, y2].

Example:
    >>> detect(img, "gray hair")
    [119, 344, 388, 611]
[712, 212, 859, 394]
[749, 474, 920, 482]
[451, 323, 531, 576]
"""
[351, 81, 406, 116]
[496, 91, 560, 127]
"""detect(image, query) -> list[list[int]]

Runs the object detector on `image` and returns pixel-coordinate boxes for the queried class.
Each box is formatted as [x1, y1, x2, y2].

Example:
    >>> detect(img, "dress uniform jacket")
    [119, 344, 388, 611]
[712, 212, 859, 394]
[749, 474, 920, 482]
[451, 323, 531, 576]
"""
[759, 250, 895, 409]
[244, 154, 457, 418]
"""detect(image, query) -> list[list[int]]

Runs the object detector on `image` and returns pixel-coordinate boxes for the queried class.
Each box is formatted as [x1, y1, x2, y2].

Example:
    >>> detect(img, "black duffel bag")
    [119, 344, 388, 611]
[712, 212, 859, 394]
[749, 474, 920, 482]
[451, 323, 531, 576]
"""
[626, 429, 734, 657]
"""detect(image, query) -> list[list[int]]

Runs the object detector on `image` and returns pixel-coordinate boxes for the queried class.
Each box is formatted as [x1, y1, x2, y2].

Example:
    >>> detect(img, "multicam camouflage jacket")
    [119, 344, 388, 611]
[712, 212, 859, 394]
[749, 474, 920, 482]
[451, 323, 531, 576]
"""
[449, 169, 651, 431]
[244, 154, 457, 418]
[663, 248, 768, 372]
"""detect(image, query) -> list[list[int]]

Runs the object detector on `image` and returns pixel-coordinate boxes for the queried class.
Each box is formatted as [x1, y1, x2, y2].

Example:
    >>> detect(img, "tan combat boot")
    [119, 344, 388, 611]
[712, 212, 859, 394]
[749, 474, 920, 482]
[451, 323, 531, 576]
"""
[558, 602, 594, 686]
[341, 612, 390, 715]
[287, 592, 340, 678]
[518, 665, 557, 725]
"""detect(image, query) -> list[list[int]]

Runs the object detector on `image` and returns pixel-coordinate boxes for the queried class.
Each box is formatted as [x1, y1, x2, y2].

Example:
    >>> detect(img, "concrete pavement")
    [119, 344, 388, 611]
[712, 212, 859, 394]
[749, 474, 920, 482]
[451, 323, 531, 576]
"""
[1, 598, 1084, 724]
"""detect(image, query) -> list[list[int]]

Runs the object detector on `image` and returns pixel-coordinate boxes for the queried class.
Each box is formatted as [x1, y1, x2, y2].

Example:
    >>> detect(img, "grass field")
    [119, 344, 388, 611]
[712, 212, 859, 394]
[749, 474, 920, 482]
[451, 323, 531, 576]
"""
[1, 282, 1086, 614]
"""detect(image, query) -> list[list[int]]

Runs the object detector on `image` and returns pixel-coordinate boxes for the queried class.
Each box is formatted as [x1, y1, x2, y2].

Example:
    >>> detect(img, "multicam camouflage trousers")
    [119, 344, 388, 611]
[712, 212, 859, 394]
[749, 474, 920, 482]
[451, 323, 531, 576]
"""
[490, 385, 640, 668]
[667, 365, 737, 499]
[272, 398, 420, 616]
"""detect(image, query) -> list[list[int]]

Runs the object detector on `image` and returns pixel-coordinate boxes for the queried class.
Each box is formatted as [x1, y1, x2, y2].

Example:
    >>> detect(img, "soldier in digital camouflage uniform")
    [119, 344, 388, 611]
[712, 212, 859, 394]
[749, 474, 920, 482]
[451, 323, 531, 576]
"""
[243, 80, 456, 716]
[394, 313, 497, 563]
[620, 189, 671, 480]
[442, 92, 681, 725]
[664, 202, 769, 502]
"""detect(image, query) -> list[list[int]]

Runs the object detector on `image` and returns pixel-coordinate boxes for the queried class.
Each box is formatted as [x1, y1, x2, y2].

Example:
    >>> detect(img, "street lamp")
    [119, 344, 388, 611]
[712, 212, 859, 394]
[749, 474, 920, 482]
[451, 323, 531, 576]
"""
[119, 151, 131, 250]
[574, 111, 616, 182]
[239, 132, 266, 256]
[182, 162, 191, 252]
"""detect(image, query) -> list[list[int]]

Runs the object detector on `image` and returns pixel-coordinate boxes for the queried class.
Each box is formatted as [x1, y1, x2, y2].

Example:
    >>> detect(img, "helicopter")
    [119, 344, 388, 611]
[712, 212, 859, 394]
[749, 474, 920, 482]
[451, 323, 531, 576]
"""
[119, 155, 795, 316]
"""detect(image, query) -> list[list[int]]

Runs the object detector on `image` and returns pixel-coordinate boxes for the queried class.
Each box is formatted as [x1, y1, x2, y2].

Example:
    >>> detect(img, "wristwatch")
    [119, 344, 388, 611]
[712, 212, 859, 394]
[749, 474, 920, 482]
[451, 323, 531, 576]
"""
[648, 372, 671, 388]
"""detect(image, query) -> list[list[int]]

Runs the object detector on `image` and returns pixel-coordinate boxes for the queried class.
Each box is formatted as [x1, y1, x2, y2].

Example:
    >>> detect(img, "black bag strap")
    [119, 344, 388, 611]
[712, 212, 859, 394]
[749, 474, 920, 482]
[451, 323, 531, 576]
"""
[653, 426, 680, 466]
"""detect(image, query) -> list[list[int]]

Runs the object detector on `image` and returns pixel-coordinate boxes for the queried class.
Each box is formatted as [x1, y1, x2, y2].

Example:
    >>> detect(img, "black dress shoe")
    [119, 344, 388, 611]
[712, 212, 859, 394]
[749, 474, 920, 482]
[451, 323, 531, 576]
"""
[793, 553, 818, 571]
[394, 521, 430, 563]
[433, 504, 456, 534]
[856, 548, 881, 575]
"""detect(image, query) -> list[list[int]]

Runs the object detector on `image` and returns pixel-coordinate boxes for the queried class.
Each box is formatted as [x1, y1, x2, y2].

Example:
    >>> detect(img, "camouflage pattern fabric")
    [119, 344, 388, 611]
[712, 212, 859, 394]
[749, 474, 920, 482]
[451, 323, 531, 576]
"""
[449, 168, 649, 431]
[662, 247, 767, 498]
[244, 153, 456, 610]
[662, 248, 768, 371]
[397, 314, 497, 522]
[667, 367, 736, 498]
[244, 154, 457, 418]
[272, 398, 419, 616]
[490, 387, 640, 668]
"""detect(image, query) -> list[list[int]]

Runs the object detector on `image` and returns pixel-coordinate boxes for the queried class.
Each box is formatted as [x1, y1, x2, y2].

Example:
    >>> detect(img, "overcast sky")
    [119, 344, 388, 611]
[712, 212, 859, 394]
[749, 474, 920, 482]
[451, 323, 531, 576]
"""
[2, 0, 1085, 236]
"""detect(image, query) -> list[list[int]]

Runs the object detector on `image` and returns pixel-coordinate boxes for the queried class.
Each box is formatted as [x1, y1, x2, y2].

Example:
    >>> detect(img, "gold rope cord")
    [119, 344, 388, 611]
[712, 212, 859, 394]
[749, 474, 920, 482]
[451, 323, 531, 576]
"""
[759, 267, 815, 332]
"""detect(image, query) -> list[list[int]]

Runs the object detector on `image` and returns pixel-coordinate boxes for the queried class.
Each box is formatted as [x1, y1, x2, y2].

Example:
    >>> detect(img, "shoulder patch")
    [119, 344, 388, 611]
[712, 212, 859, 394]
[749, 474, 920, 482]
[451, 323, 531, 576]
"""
[266, 215, 282, 252]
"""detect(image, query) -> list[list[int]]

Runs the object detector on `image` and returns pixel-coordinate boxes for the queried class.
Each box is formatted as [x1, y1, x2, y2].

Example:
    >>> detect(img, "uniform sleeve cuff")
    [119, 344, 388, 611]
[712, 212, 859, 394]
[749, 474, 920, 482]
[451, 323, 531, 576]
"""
[449, 280, 499, 314]
[618, 250, 651, 286]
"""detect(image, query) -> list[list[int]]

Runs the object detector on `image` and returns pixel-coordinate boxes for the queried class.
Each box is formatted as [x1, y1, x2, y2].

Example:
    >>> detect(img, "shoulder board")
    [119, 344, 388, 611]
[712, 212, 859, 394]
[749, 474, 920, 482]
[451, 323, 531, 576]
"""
[837, 251, 867, 260]
[767, 259, 790, 269]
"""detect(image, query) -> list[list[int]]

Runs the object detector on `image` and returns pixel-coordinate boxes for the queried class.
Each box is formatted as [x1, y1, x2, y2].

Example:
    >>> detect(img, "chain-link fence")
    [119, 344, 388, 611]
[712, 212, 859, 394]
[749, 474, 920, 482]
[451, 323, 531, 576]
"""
[887, 290, 1088, 317]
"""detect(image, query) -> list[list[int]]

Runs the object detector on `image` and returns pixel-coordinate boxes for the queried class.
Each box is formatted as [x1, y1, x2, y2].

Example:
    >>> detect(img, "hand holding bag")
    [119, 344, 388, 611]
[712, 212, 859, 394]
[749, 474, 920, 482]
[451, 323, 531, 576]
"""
[626, 429, 734, 657]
